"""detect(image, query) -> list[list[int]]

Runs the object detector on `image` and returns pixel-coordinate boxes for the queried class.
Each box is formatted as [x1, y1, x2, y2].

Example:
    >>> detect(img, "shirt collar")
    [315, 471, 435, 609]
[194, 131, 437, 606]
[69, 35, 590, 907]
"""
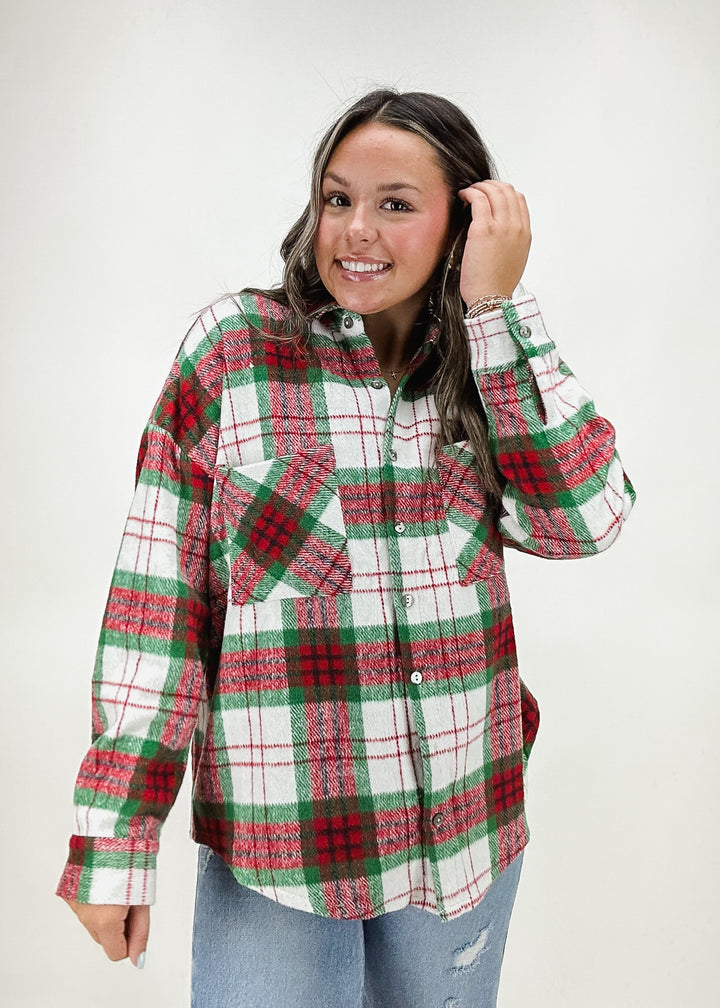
[308, 303, 441, 354]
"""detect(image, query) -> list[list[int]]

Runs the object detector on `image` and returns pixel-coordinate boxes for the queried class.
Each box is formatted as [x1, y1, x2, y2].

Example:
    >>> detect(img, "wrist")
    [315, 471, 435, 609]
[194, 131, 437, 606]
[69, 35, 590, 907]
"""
[465, 294, 512, 319]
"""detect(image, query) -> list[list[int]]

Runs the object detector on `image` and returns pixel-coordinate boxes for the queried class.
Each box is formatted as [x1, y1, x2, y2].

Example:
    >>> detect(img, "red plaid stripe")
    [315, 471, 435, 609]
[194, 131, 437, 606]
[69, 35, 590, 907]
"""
[552, 419, 616, 487]
[156, 381, 202, 442]
[479, 369, 534, 438]
[301, 798, 380, 879]
[485, 757, 524, 825]
[105, 589, 207, 645]
[77, 748, 137, 798]
[337, 481, 387, 525]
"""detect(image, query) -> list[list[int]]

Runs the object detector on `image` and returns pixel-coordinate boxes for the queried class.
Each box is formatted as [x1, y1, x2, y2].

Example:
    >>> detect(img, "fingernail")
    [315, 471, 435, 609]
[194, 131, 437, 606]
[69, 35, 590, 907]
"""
[136, 951, 146, 970]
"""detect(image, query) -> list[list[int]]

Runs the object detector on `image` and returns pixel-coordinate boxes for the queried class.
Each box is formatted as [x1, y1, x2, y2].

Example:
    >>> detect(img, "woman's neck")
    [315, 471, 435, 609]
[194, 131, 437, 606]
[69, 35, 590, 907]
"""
[362, 295, 427, 372]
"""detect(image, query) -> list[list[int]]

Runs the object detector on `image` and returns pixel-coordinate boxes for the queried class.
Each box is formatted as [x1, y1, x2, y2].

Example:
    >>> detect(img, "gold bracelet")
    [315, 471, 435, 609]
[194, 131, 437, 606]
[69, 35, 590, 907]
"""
[465, 295, 511, 319]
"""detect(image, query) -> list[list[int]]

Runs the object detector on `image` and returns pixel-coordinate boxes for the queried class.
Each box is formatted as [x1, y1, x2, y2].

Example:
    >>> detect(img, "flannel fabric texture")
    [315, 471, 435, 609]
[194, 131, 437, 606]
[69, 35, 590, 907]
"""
[57, 291, 634, 920]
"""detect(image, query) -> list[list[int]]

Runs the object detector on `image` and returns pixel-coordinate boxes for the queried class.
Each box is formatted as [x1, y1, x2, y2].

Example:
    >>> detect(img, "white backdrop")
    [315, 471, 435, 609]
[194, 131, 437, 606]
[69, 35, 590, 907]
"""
[2, 0, 718, 1005]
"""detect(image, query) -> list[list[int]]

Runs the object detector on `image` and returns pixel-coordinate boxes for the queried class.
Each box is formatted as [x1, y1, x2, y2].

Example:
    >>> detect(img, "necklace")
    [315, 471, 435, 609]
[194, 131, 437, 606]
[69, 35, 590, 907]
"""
[374, 314, 426, 383]
[378, 365, 408, 381]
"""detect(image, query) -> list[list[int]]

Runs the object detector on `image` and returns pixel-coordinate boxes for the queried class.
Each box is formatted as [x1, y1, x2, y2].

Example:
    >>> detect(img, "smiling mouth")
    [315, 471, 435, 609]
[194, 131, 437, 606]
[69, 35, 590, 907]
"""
[338, 259, 392, 274]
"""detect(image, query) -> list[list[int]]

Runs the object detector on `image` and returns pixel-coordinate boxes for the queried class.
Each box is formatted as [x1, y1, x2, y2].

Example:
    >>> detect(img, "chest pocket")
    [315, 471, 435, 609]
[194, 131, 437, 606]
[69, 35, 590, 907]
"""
[435, 440, 504, 584]
[213, 442, 352, 606]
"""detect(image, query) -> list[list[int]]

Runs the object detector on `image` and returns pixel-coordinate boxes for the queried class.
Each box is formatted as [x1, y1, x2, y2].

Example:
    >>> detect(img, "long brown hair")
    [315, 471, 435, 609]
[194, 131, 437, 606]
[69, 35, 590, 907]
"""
[245, 89, 505, 497]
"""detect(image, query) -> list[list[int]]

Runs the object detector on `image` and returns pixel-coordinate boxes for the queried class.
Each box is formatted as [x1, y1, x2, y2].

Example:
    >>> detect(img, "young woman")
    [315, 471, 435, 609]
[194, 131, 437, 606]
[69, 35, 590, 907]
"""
[57, 89, 635, 1007]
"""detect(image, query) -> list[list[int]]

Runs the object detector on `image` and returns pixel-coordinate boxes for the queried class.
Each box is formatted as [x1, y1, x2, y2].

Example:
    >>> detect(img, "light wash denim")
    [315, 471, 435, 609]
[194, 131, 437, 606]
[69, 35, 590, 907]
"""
[191, 845, 522, 1008]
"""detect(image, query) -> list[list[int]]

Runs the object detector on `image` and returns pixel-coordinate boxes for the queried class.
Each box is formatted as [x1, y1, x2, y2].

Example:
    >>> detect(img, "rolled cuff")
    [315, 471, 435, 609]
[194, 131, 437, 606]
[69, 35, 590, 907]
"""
[55, 834, 158, 905]
[465, 294, 553, 371]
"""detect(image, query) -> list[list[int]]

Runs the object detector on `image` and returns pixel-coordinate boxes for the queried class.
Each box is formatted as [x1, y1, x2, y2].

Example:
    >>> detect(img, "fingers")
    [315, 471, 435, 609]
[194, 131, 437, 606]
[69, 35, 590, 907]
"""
[458, 181, 529, 230]
[64, 898, 148, 965]
[456, 181, 531, 305]
[126, 905, 150, 968]
[83, 904, 129, 961]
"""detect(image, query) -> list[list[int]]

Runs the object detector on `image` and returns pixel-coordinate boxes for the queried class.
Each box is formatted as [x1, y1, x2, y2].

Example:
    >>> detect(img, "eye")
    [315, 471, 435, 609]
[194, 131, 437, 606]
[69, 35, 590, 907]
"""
[381, 198, 413, 213]
[323, 191, 350, 207]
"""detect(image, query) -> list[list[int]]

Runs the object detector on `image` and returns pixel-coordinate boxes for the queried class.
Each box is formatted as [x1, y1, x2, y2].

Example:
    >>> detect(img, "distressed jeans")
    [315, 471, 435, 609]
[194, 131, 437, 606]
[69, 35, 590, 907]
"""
[191, 845, 522, 1008]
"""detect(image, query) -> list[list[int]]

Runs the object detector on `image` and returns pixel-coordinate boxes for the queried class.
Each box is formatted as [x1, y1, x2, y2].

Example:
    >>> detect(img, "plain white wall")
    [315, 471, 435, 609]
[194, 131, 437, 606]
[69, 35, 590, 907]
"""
[2, 0, 718, 1005]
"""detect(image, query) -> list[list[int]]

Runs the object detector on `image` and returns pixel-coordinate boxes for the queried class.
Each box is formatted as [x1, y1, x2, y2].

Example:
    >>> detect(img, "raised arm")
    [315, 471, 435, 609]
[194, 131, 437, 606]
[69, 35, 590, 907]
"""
[458, 181, 634, 556]
[467, 298, 634, 556]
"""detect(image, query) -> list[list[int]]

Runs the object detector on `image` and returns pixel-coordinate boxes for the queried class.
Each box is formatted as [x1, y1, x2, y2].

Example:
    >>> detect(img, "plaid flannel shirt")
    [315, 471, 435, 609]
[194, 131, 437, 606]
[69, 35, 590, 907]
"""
[57, 291, 634, 920]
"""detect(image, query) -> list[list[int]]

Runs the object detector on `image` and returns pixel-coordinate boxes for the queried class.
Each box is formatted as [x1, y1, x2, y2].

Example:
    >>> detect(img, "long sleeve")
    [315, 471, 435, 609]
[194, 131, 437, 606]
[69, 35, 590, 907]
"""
[466, 293, 635, 557]
[56, 308, 225, 904]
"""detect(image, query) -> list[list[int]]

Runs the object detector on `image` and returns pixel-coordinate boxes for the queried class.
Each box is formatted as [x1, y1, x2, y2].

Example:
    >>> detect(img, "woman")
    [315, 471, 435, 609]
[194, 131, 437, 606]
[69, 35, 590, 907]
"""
[57, 89, 634, 1007]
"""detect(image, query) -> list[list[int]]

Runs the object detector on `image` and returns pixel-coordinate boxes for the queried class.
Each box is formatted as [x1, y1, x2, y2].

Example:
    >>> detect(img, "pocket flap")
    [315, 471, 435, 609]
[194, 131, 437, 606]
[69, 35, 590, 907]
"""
[215, 443, 352, 605]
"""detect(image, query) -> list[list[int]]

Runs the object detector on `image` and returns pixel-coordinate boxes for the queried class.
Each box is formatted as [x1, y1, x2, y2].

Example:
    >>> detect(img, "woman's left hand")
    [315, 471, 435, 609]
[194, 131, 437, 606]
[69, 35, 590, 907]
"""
[457, 181, 531, 307]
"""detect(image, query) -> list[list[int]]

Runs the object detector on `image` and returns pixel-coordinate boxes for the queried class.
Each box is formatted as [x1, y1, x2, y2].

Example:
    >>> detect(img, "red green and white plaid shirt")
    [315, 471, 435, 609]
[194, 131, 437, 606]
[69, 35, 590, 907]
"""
[56, 291, 634, 920]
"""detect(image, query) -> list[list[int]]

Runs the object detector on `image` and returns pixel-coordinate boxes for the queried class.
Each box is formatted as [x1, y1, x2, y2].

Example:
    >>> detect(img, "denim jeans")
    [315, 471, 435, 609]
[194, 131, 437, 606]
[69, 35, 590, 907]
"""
[191, 845, 522, 1008]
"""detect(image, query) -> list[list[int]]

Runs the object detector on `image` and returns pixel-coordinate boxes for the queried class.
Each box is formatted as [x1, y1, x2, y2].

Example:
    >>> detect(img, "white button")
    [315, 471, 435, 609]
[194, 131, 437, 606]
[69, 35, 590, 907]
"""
[394, 522, 406, 534]
[518, 325, 532, 337]
[410, 671, 423, 685]
[389, 449, 398, 461]
[431, 812, 444, 828]
[371, 378, 384, 389]
[343, 315, 354, 329]
[402, 594, 414, 608]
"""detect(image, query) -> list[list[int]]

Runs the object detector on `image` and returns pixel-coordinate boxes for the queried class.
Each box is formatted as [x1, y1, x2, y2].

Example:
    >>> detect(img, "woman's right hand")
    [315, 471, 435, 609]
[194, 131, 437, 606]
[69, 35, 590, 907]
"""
[457, 180, 531, 307]
[63, 898, 150, 967]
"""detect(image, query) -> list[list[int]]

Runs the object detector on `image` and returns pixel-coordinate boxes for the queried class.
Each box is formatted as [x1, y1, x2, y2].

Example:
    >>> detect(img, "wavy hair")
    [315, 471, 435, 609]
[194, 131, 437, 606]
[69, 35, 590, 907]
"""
[245, 89, 505, 498]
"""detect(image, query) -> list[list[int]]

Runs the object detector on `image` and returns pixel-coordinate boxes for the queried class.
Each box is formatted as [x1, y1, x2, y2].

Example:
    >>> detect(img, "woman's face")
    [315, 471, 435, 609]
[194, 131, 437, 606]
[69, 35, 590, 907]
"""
[313, 123, 453, 328]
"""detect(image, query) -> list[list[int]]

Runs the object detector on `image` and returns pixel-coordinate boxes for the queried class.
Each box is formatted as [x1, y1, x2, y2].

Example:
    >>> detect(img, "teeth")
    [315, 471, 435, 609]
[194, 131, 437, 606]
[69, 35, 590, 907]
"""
[340, 260, 390, 273]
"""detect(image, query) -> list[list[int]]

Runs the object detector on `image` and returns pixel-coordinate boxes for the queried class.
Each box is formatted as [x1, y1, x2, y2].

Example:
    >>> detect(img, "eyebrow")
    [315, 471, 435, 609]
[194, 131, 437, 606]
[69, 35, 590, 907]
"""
[323, 171, 420, 194]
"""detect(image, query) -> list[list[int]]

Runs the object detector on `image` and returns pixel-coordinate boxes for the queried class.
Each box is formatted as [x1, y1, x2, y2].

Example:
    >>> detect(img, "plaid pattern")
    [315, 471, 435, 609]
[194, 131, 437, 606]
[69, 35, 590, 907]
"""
[57, 291, 634, 919]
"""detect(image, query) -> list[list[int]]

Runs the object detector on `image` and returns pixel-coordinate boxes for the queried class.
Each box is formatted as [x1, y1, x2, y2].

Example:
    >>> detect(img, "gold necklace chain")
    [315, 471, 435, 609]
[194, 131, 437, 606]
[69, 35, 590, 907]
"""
[378, 365, 408, 380]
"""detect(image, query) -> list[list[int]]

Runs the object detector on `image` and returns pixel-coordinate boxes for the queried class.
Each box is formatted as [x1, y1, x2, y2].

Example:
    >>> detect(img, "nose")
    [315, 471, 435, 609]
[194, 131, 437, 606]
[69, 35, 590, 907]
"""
[345, 204, 377, 244]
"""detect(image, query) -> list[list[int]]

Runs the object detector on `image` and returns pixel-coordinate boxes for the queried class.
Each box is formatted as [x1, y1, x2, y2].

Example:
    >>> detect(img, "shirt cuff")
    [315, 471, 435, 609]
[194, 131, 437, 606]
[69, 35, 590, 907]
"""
[56, 835, 158, 905]
[465, 294, 554, 371]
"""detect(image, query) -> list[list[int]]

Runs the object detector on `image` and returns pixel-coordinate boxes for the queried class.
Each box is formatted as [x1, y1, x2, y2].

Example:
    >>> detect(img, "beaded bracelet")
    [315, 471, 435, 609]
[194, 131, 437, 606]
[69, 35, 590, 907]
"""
[465, 295, 510, 319]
